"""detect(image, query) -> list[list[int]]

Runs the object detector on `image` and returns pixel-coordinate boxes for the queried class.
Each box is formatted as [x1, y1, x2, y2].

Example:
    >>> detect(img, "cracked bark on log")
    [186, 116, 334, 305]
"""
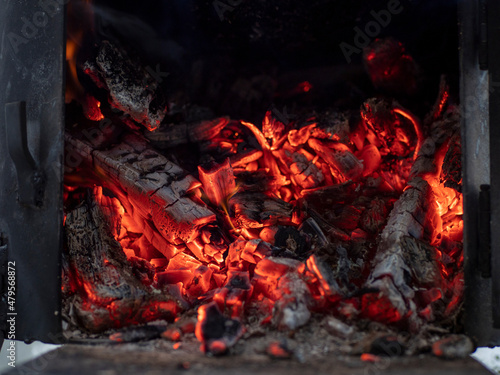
[365, 103, 460, 329]
[63, 196, 183, 333]
[65, 131, 216, 253]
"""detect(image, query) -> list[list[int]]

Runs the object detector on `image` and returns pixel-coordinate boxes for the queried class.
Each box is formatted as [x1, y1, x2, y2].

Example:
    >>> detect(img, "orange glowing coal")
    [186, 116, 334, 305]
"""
[63, 28, 463, 349]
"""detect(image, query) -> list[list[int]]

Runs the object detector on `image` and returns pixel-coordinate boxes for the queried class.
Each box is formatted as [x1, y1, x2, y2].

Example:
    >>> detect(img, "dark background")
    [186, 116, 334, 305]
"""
[88, 0, 459, 122]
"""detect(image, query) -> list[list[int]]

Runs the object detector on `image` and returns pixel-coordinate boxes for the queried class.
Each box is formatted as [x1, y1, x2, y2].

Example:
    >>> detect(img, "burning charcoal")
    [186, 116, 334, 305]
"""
[308, 138, 363, 182]
[145, 117, 229, 149]
[259, 226, 279, 244]
[369, 335, 405, 357]
[64, 195, 183, 332]
[179, 319, 197, 334]
[365, 178, 437, 326]
[230, 149, 263, 169]
[65, 132, 217, 249]
[356, 144, 382, 177]
[287, 123, 316, 147]
[198, 158, 236, 208]
[432, 335, 474, 359]
[161, 327, 182, 341]
[289, 152, 325, 189]
[195, 302, 244, 355]
[109, 324, 166, 343]
[363, 38, 422, 96]
[267, 340, 293, 359]
[272, 274, 311, 331]
[83, 40, 167, 131]
[364, 90, 463, 329]
[274, 227, 308, 257]
[214, 271, 253, 318]
[229, 192, 293, 229]
[304, 255, 342, 301]
[262, 111, 286, 147]
[324, 316, 356, 339]
[252, 257, 311, 329]
[360, 97, 423, 161]
[226, 237, 272, 270]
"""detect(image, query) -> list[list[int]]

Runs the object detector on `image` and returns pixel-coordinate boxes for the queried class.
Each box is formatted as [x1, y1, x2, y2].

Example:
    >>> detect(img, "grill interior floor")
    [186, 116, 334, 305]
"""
[6, 343, 491, 375]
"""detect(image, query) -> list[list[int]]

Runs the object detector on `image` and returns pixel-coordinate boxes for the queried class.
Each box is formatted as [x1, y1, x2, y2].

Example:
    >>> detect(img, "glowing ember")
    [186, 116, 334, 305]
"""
[63, 32, 463, 354]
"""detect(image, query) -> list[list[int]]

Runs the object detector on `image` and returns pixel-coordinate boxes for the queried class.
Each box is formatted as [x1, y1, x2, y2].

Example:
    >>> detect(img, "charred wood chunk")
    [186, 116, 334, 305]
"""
[145, 117, 229, 149]
[83, 40, 167, 131]
[65, 132, 216, 247]
[308, 138, 363, 181]
[198, 158, 236, 207]
[229, 192, 293, 229]
[64, 195, 183, 333]
[289, 152, 324, 189]
[274, 227, 308, 257]
[196, 302, 244, 355]
[400, 236, 441, 287]
[365, 177, 442, 328]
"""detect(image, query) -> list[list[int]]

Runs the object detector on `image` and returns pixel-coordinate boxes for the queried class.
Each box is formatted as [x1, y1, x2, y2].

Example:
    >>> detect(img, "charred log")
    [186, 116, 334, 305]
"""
[63, 195, 183, 333]
[83, 40, 167, 131]
[65, 131, 216, 250]
[145, 117, 229, 149]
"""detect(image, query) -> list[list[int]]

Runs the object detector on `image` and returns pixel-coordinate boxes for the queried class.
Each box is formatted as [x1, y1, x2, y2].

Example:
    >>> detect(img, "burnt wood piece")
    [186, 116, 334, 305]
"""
[145, 117, 229, 149]
[65, 132, 216, 250]
[198, 158, 236, 207]
[367, 177, 439, 322]
[64, 196, 183, 333]
[83, 40, 167, 131]
[365, 103, 460, 330]
[308, 138, 363, 181]
[229, 192, 294, 229]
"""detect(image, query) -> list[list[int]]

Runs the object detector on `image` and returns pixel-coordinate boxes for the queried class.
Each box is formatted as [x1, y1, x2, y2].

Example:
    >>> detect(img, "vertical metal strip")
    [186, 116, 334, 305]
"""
[488, 0, 500, 328]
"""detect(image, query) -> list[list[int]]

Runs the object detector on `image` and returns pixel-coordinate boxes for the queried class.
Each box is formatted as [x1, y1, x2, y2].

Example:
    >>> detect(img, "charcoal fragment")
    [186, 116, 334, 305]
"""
[267, 340, 293, 359]
[274, 227, 307, 256]
[83, 40, 167, 131]
[196, 302, 244, 355]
